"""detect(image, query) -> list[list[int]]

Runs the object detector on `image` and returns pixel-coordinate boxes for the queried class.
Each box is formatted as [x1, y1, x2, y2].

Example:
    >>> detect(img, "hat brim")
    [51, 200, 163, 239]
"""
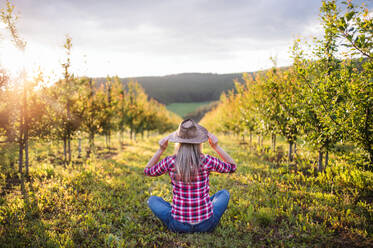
[168, 124, 208, 144]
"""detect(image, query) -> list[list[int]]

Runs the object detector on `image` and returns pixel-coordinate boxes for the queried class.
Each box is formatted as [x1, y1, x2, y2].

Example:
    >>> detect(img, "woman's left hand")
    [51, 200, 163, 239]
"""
[159, 135, 169, 151]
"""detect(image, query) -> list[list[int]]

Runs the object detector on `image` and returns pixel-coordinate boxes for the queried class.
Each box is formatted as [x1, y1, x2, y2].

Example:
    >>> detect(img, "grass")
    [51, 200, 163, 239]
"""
[0, 134, 372, 247]
[166, 102, 212, 118]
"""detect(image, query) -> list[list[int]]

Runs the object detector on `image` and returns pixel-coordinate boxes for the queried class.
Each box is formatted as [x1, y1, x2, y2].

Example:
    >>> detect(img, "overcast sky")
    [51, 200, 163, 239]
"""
[0, 0, 371, 78]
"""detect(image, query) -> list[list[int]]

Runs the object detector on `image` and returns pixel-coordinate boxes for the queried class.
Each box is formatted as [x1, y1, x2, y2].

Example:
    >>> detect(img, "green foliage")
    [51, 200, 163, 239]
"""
[0, 135, 372, 247]
[1, 1, 372, 246]
[0, 0, 26, 50]
[202, 0, 373, 169]
[119, 80, 181, 138]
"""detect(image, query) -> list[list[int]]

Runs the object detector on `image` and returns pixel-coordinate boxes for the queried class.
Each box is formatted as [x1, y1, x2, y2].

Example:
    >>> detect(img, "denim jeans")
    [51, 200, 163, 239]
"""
[147, 189, 230, 233]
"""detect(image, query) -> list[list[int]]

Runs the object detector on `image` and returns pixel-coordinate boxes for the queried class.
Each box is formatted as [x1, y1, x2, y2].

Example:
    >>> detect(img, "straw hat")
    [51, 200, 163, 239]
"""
[168, 119, 208, 144]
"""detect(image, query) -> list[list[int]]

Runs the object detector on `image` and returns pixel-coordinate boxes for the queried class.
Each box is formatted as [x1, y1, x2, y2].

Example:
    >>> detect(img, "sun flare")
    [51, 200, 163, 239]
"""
[0, 40, 59, 84]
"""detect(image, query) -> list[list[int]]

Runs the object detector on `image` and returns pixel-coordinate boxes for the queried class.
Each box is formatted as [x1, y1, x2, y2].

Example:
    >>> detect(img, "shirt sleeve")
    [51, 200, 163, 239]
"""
[204, 154, 237, 173]
[144, 155, 170, 176]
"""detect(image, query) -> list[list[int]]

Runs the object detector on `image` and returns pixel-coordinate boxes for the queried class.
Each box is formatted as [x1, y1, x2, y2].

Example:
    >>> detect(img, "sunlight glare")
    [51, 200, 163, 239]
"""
[0, 37, 63, 86]
[0, 40, 37, 82]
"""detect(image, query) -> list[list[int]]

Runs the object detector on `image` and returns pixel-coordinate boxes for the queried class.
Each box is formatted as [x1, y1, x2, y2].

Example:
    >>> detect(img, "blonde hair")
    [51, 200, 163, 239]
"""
[174, 143, 203, 183]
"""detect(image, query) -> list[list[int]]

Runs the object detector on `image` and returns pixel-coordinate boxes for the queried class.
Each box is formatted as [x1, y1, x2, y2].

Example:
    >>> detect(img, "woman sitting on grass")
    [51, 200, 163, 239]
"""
[144, 119, 236, 233]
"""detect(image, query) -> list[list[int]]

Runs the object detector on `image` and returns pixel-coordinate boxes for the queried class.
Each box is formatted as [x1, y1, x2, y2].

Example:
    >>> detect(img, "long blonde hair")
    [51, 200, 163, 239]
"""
[174, 143, 202, 183]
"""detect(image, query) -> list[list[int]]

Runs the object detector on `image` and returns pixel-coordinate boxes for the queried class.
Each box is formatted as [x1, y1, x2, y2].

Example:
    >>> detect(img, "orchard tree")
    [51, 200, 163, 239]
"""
[123, 81, 147, 140]
[61, 35, 74, 163]
[74, 77, 101, 156]
[293, 1, 345, 170]
[44, 35, 81, 164]
[1, 0, 29, 176]
[238, 73, 259, 148]
[255, 64, 302, 160]
[149, 99, 181, 134]
[329, 0, 373, 166]
[0, 68, 18, 173]
[112, 76, 127, 147]
[100, 76, 117, 148]
[0, 69, 11, 140]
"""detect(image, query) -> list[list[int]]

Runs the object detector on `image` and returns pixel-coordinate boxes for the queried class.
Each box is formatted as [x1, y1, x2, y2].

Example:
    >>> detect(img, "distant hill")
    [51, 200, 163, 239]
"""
[95, 72, 248, 105]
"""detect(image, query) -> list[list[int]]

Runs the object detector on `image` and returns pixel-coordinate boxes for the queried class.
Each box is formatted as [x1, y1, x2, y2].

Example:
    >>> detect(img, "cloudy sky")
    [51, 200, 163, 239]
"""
[0, 0, 370, 79]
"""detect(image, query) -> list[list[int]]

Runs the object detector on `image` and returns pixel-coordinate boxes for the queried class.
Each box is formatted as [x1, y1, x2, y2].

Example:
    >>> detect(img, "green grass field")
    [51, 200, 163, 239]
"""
[0, 135, 372, 247]
[166, 102, 212, 118]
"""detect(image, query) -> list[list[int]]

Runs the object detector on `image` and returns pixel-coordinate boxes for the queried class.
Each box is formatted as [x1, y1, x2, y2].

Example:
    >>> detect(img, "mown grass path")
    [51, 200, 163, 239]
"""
[0, 135, 372, 247]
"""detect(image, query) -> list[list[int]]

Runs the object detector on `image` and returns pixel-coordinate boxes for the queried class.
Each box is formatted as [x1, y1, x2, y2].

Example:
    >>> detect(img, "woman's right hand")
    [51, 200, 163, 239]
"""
[208, 132, 218, 149]
[208, 132, 235, 165]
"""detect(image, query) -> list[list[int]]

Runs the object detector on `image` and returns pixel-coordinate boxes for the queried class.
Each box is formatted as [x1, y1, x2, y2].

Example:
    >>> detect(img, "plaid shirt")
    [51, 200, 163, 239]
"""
[144, 154, 236, 224]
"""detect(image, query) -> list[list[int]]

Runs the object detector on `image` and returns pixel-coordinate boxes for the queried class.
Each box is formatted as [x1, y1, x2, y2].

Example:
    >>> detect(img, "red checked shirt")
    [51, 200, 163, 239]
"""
[144, 154, 236, 224]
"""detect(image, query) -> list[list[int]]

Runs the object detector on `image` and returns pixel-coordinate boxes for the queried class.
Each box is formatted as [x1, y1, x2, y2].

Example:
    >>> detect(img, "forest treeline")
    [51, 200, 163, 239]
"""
[95, 72, 245, 105]
[201, 0, 372, 170]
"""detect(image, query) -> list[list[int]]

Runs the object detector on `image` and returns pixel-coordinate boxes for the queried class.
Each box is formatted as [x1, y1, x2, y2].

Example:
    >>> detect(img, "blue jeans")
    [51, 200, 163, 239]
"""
[147, 190, 230, 233]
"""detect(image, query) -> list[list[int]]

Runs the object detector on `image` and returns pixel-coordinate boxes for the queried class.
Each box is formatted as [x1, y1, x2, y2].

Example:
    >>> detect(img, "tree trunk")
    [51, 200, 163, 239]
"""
[25, 139, 29, 177]
[272, 134, 276, 153]
[106, 81, 111, 149]
[366, 138, 373, 168]
[257, 135, 260, 146]
[260, 135, 263, 147]
[294, 142, 297, 155]
[130, 129, 133, 140]
[288, 142, 293, 162]
[68, 137, 71, 163]
[67, 98, 71, 163]
[249, 132, 253, 149]
[18, 138, 23, 174]
[24, 86, 29, 178]
[325, 150, 329, 168]
[119, 130, 123, 148]
[63, 138, 67, 165]
[88, 132, 95, 156]
[78, 138, 82, 158]
[363, 106, 373, 167]
[106, 132, 111, 150]
[318, 151, 323, 171]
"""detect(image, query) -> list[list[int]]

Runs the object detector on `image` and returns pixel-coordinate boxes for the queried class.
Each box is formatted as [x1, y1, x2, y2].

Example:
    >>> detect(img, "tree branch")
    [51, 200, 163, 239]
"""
[342, 32, 372, 59]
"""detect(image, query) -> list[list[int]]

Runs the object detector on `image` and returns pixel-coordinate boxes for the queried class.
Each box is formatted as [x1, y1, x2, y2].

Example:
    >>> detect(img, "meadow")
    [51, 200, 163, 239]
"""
[1, 134, 372, 248]
[1, 0, 372, 247]
[166, 102, 212, 118]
